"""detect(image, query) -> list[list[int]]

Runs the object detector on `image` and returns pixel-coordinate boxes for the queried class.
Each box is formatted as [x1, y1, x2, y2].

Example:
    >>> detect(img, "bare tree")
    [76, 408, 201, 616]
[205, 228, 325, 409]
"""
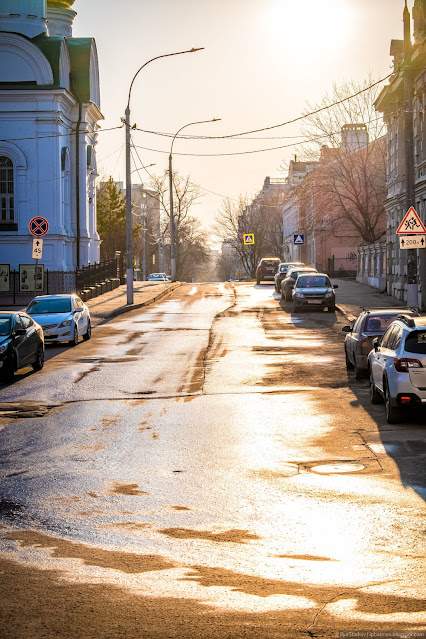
[148, 170, 209, 280]
[297, 77, 387, 244]
[214, 192, 283, 278]
[177, 216, 210, 281]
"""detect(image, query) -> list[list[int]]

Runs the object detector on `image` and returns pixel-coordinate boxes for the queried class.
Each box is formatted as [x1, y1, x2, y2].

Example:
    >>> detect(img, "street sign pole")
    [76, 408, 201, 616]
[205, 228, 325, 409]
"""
[29, 220, 47, 294]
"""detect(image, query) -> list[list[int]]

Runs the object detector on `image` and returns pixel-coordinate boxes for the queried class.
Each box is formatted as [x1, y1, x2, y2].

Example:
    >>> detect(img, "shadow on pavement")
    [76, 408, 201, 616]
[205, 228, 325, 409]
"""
[347, 372, 426, 504]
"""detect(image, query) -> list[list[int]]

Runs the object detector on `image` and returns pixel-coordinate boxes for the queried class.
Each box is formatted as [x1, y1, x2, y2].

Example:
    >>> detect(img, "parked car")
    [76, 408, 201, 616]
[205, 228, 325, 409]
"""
[26, 294, 91, 346]
[256, 257, 281, 285]
[369, 313, 426, 423]
[292, 272, 338, 312]
[274, 262, 305, 292]
[0, 311, 44, 381]
[280, 266, 317, 301]
[148, 273, 168, 282]
[342, 308, 420, 379]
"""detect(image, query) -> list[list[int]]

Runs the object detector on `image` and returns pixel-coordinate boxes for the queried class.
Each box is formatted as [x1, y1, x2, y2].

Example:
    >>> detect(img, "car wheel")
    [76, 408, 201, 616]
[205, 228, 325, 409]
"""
[69, 326, 78, 347]
[345, 348, 354, 370]
[369, 370, 382, 404]
[256, 279, 260, 285]
[83, 320, 91, 341]
[32, 345, 44, 371]
[293, 303, 302, 313]
[384, 380, 401, 424]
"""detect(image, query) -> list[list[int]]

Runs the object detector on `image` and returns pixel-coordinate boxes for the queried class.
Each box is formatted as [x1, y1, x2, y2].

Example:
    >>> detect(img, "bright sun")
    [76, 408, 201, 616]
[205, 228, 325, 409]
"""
[261, 0, 355, 66]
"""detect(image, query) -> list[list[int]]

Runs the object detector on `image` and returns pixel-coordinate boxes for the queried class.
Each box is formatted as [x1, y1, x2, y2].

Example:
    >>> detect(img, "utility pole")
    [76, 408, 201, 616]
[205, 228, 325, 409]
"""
[142, 212, 147, 280]
[125, 105, 133, 303]
[403, 0, 418, 307]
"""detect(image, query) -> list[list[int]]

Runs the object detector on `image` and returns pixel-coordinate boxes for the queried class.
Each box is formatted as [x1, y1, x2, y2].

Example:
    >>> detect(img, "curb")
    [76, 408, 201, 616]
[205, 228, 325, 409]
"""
[96, 282, 182, 326]
[335, 305, 355, 323]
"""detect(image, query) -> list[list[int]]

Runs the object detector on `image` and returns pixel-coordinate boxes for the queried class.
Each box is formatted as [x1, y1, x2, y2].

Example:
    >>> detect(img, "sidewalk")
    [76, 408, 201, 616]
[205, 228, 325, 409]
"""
[333, 278, 406, 322]
[86, 281, 181, 327]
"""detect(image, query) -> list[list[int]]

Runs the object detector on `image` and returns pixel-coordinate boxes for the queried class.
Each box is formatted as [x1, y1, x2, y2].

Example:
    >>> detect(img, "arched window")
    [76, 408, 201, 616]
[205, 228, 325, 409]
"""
[0, 156, 14, 224]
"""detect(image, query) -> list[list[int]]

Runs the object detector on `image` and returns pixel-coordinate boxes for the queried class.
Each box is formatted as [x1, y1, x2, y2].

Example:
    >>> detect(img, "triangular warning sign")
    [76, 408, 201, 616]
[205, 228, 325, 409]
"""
[294, 235, 304, 244]
[396, 206, 426, 234]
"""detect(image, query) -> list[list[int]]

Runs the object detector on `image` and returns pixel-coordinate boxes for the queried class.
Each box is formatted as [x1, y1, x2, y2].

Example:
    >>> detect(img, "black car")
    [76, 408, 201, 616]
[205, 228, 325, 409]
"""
[342, 307, 419, 379]
[0, 311, 44, 381]
[274, 262, 305, 292]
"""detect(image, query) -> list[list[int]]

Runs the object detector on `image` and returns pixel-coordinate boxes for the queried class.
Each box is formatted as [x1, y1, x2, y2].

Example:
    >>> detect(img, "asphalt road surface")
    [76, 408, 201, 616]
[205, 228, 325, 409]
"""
[0, 282, 425, 638]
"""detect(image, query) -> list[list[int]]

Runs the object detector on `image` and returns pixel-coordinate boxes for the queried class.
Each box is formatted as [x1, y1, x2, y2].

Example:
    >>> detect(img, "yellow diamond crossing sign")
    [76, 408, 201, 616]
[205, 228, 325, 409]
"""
[243, 233, 255, 245]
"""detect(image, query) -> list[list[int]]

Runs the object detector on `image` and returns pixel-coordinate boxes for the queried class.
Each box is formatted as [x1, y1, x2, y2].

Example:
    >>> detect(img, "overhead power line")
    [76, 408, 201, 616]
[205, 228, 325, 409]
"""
[133, 73, 392, 141]
[0, 125, 123, 143]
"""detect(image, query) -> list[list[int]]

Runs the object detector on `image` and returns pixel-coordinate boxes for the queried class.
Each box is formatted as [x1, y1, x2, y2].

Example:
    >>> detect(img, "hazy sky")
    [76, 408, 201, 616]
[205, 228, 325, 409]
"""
[72, 0, 414, 231]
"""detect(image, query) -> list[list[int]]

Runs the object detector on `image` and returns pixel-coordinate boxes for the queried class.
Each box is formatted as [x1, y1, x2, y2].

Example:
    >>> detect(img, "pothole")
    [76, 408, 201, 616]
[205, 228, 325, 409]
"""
[0, 403, 59, 419]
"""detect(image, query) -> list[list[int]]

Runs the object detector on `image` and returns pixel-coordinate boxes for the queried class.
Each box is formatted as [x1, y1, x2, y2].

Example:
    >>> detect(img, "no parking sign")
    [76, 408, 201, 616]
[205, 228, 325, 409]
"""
[29, 216, 49, 237]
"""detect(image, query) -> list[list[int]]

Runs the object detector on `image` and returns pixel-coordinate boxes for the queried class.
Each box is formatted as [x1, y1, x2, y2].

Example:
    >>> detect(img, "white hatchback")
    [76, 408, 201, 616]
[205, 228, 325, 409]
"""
[369, 314, 426, 423]
[26, 294, 91, 346]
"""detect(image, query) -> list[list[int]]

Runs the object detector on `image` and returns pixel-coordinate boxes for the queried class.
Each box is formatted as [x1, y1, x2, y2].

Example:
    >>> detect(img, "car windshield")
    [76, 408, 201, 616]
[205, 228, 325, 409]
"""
[288, 269, 314, 280]
[297, 275, 330, 287]
[365, 314, 398, 333]
[404, 330, 426, 354]
[0, 316, 11, 336]
[27, 298, 71, 314]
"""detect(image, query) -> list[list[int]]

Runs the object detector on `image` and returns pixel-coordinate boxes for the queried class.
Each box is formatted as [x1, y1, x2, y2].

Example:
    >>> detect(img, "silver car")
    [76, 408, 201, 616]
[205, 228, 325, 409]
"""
[369, 313, 426, 423]
[291, 272, 337, 312]
[26, 294, 91, 346]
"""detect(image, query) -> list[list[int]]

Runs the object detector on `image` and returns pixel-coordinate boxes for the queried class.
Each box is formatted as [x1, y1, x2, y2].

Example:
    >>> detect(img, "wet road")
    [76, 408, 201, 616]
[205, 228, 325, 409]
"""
[0, 282, 425, 638]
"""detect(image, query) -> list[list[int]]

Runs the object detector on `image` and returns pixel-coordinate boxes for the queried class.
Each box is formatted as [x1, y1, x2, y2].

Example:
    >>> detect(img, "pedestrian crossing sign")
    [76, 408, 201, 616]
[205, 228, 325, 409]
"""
[293, 234, 305, 245]
[243, 233, 255, 245]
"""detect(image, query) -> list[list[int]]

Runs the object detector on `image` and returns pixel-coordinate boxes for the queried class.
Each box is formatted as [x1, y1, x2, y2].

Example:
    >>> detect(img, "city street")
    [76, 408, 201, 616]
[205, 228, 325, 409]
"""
[0, 282, 425, 638]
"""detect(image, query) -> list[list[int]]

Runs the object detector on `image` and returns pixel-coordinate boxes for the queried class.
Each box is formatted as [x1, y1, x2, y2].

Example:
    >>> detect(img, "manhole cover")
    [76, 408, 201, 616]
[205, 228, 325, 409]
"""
[298, 459, 381, 475]
[310, 463, 366, 474]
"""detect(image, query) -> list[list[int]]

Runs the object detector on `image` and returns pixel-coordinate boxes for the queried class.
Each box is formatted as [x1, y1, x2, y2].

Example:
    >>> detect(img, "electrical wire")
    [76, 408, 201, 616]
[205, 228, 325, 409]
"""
[132, 73, 392, 141]
[0, 124, 123, 143]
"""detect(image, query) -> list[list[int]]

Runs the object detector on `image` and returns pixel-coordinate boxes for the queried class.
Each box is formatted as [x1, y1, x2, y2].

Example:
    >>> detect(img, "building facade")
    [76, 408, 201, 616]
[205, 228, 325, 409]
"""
[0, 0, 102, 301]
[375, 0, 426, 306]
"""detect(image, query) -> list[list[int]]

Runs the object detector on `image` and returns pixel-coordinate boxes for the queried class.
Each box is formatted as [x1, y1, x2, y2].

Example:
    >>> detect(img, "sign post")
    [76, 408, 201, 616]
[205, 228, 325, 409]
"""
[29, 217, 48, 295]
[396, 207, 426, 305]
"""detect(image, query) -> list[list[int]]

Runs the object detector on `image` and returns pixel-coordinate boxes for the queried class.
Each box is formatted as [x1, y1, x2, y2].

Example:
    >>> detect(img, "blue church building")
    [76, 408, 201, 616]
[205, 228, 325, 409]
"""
[0, 0, 102, 301]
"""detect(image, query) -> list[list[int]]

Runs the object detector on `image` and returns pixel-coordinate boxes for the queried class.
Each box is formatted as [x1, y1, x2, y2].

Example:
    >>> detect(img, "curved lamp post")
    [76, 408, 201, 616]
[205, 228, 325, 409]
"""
[125, 47, 204, 305]
[169, 118, 220, 281]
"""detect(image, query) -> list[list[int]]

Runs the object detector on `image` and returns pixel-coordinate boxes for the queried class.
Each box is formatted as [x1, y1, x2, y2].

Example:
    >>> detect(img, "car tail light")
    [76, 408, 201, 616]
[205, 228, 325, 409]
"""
[393, 358, 423, 372]
[400, 396, 412, 404]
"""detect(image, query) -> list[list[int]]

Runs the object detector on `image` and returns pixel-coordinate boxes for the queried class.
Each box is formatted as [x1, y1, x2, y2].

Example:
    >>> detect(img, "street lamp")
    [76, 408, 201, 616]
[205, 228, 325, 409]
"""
[125, 47, 204, 305]
[169, 118, 220, 281]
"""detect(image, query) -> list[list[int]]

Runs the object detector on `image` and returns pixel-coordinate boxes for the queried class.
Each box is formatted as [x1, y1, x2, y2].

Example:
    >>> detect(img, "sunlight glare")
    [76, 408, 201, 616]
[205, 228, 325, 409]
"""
[262, 0, 355, 66]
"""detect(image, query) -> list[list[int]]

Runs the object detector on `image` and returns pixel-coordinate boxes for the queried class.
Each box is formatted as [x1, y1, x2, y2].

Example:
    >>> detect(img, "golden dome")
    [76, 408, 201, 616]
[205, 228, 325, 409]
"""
[47, 0, 76, 8]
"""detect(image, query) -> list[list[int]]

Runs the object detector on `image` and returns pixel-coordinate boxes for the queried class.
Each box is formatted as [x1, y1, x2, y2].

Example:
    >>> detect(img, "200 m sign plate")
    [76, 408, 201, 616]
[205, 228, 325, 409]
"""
[399, 235, 426, 249]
